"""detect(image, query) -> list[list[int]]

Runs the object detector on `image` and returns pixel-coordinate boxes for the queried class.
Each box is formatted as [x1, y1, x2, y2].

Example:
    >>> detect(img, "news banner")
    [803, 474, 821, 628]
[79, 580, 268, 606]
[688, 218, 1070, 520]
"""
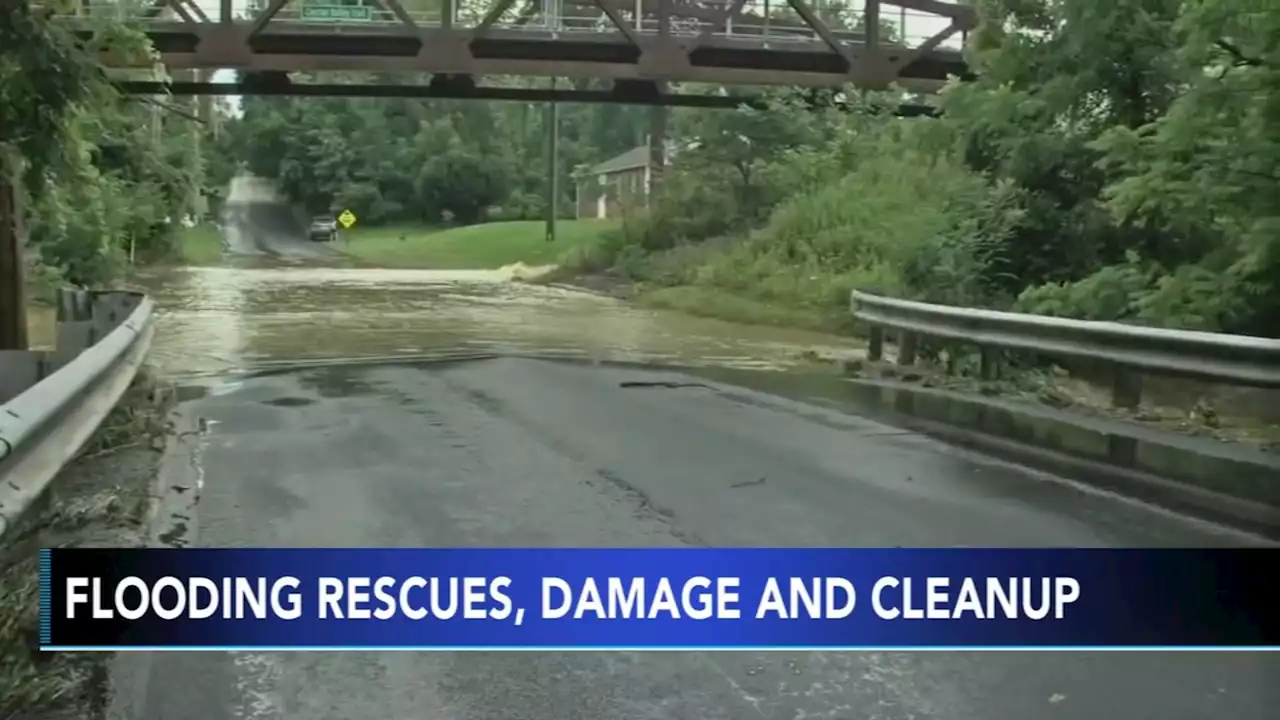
[41, 548, 1276, 651]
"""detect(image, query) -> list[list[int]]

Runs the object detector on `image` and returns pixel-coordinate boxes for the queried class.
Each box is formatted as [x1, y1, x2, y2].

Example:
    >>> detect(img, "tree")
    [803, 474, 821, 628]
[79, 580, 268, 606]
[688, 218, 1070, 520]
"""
[937, 0, 1184, 294]
[3, 1, 198, 286]
[1085, 0, 1280, 334]
[674, 90, 834, 220]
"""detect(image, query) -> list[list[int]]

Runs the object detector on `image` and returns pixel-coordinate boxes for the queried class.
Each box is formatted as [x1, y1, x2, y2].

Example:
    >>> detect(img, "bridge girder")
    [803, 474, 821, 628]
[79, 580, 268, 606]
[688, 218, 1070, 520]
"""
[59, 0, 974, 91]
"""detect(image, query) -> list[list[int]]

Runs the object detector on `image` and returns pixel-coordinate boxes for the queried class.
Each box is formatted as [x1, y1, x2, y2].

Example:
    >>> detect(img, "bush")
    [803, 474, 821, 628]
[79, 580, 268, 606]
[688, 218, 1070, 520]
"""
[669, 121, 1024, 314]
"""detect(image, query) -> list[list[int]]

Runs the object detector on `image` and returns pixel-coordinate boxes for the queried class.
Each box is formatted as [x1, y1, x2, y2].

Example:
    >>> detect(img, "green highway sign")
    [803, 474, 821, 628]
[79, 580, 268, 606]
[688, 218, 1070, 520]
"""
[301, 4, 373, 21]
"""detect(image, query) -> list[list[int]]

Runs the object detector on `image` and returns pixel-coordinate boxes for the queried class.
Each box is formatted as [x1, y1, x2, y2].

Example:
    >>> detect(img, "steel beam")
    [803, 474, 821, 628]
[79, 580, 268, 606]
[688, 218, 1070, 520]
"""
[61, 3, 971, 90]
[687, 0, 749, 53]
[591, 0, 640, 46]
[371, 0, 419, 29]
[248, 0, 292, 38]
[114, 80, 941, 117]
[890, 20, 963, 74]
[473, 0, 520, 38]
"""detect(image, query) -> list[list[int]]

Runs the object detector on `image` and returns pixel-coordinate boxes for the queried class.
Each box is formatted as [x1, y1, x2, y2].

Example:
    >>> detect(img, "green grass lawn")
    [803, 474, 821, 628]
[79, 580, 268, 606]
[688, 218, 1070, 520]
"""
[177, 224, 223, 265]
[339, 219, 617, 269]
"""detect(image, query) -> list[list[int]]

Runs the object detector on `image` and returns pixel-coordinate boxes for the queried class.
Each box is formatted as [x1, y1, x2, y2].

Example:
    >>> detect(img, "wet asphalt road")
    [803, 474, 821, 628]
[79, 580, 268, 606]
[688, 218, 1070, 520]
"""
[113, 357, 1276, 720]
[222, 203, 335, 260]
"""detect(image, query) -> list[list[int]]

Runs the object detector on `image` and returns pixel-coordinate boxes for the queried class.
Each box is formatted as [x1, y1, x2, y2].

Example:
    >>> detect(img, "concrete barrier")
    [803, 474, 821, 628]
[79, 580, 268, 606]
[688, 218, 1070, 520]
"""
[841, 376, 1280, 539]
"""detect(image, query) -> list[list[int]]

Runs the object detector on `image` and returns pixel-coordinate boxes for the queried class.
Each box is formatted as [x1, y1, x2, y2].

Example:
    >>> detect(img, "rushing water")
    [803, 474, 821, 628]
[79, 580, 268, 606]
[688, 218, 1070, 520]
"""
[129, 257, 865, 379]
[130, 258, 866, 379]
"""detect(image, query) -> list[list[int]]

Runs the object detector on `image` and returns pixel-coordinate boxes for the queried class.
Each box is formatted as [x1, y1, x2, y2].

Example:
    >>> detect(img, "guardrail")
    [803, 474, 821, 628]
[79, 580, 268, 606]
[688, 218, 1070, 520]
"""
[849, 289, 1280, 409]
[0, 289, 154, 539]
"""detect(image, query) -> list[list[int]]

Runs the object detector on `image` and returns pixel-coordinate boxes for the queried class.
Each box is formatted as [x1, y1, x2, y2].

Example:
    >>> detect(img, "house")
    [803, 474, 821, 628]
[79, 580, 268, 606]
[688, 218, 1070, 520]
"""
[573, 145, 659, 220]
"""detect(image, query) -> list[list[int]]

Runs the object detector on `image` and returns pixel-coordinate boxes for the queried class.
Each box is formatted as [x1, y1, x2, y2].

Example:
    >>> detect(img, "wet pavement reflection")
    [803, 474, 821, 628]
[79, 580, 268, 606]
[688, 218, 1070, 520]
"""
[132, 257, 865, 378]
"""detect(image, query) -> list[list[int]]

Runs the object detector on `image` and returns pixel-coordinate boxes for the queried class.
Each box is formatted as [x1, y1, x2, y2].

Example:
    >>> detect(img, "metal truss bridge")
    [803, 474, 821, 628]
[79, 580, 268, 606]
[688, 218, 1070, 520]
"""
[55, 0, 975, 105]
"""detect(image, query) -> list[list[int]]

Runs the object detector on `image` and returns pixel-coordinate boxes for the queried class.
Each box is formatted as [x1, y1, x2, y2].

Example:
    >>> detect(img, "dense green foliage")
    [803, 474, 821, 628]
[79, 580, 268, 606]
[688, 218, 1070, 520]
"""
[228, 77, 652, 224]
[573, 0, 1278, 337]
[217, 0, 1279, 337]
[10, 0, 1276, 338]
[3, 1, 206, 288]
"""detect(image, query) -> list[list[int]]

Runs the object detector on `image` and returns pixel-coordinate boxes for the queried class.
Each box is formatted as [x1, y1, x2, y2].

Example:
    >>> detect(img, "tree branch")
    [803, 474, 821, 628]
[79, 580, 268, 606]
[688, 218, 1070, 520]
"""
[129, 96, 206, 124]
[1233, 168, 1280, 184]
[1215, 40, 1262, 68]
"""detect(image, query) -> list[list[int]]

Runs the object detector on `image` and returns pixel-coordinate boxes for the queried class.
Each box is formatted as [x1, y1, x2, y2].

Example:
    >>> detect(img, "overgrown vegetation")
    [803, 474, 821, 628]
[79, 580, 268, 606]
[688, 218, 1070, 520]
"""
[3, 1, 213, 292]
[219, 1, 1278, 340]
[228, 76, 654, 225]
[3, 6, 194, 713]
[222, 5, 902, 231]
[558, 0, 1279, 341]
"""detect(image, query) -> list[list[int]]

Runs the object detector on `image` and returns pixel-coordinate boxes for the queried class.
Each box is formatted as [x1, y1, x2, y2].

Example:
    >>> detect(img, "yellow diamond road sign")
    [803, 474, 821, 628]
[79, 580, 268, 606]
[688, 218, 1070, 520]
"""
[337, 209, 357, 229]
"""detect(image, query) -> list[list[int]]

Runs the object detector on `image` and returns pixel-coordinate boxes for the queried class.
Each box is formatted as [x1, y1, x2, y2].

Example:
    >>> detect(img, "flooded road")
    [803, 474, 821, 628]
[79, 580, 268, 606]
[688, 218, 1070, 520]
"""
[117, 220, 1275, 720]
[132, 259, 864, 379]
[127, 355, 1274, 720]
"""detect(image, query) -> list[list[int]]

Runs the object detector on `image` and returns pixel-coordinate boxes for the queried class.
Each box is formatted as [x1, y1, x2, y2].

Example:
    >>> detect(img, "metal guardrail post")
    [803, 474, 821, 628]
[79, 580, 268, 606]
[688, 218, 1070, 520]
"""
[979, 346, 998, 381]
[56, 288, 92, 323]
[1112, 368, 1142, 409]
[867, 326, 884, 361]
[897, 331, 917, 366]
[54, 289, 95, 368]
[849, 288, 1280, 405]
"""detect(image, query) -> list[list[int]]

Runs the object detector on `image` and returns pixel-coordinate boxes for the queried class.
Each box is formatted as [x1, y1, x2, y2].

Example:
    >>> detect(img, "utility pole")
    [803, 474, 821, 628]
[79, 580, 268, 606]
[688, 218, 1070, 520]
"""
[546, 75, 559, 244]
[649, 100, 667, 198]
[650, 0, 670, 198]
[0, 178, 28, 350]
[545, 0, 561, 243]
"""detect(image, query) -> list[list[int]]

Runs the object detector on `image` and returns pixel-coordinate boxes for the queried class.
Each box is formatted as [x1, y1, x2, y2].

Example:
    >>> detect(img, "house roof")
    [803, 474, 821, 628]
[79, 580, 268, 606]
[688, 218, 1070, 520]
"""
[589, 145, 652, 175]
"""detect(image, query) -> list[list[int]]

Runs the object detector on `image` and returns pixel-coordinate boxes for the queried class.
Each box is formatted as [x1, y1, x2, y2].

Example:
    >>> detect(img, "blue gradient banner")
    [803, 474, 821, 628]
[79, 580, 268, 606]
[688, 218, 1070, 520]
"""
[40, 548, 1277, 650]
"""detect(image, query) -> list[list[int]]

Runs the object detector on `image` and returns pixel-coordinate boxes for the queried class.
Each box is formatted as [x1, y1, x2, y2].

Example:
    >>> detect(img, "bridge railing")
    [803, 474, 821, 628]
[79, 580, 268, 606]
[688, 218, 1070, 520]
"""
[0, 290, 154, 540]
[849, 289, 1280, 410]
[74, 0, 964, 49]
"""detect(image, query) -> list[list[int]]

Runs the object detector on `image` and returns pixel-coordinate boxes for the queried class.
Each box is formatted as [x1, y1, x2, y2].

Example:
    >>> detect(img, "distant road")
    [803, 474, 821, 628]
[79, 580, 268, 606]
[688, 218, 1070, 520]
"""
[222, 174, 334, 259]
[113, 357, 1276, 720]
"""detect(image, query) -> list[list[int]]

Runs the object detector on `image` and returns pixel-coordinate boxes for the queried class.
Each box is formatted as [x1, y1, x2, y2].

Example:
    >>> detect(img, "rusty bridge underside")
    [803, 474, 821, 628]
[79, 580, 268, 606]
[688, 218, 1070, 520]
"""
[57, 0, 975, 103]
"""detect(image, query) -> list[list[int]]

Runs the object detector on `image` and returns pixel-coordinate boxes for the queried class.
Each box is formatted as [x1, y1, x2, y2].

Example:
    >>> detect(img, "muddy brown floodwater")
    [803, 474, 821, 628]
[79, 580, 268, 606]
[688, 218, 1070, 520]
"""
[131, 258, 865, 378]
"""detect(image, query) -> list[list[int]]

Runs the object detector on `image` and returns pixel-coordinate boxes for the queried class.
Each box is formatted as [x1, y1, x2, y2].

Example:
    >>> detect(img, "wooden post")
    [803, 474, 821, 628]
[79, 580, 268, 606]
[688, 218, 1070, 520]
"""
[0, 179, 29, 350]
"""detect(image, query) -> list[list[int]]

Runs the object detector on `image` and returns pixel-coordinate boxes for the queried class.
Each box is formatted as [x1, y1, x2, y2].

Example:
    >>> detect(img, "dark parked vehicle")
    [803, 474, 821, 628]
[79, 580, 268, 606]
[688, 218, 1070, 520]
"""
[309, 215, 338, 242]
